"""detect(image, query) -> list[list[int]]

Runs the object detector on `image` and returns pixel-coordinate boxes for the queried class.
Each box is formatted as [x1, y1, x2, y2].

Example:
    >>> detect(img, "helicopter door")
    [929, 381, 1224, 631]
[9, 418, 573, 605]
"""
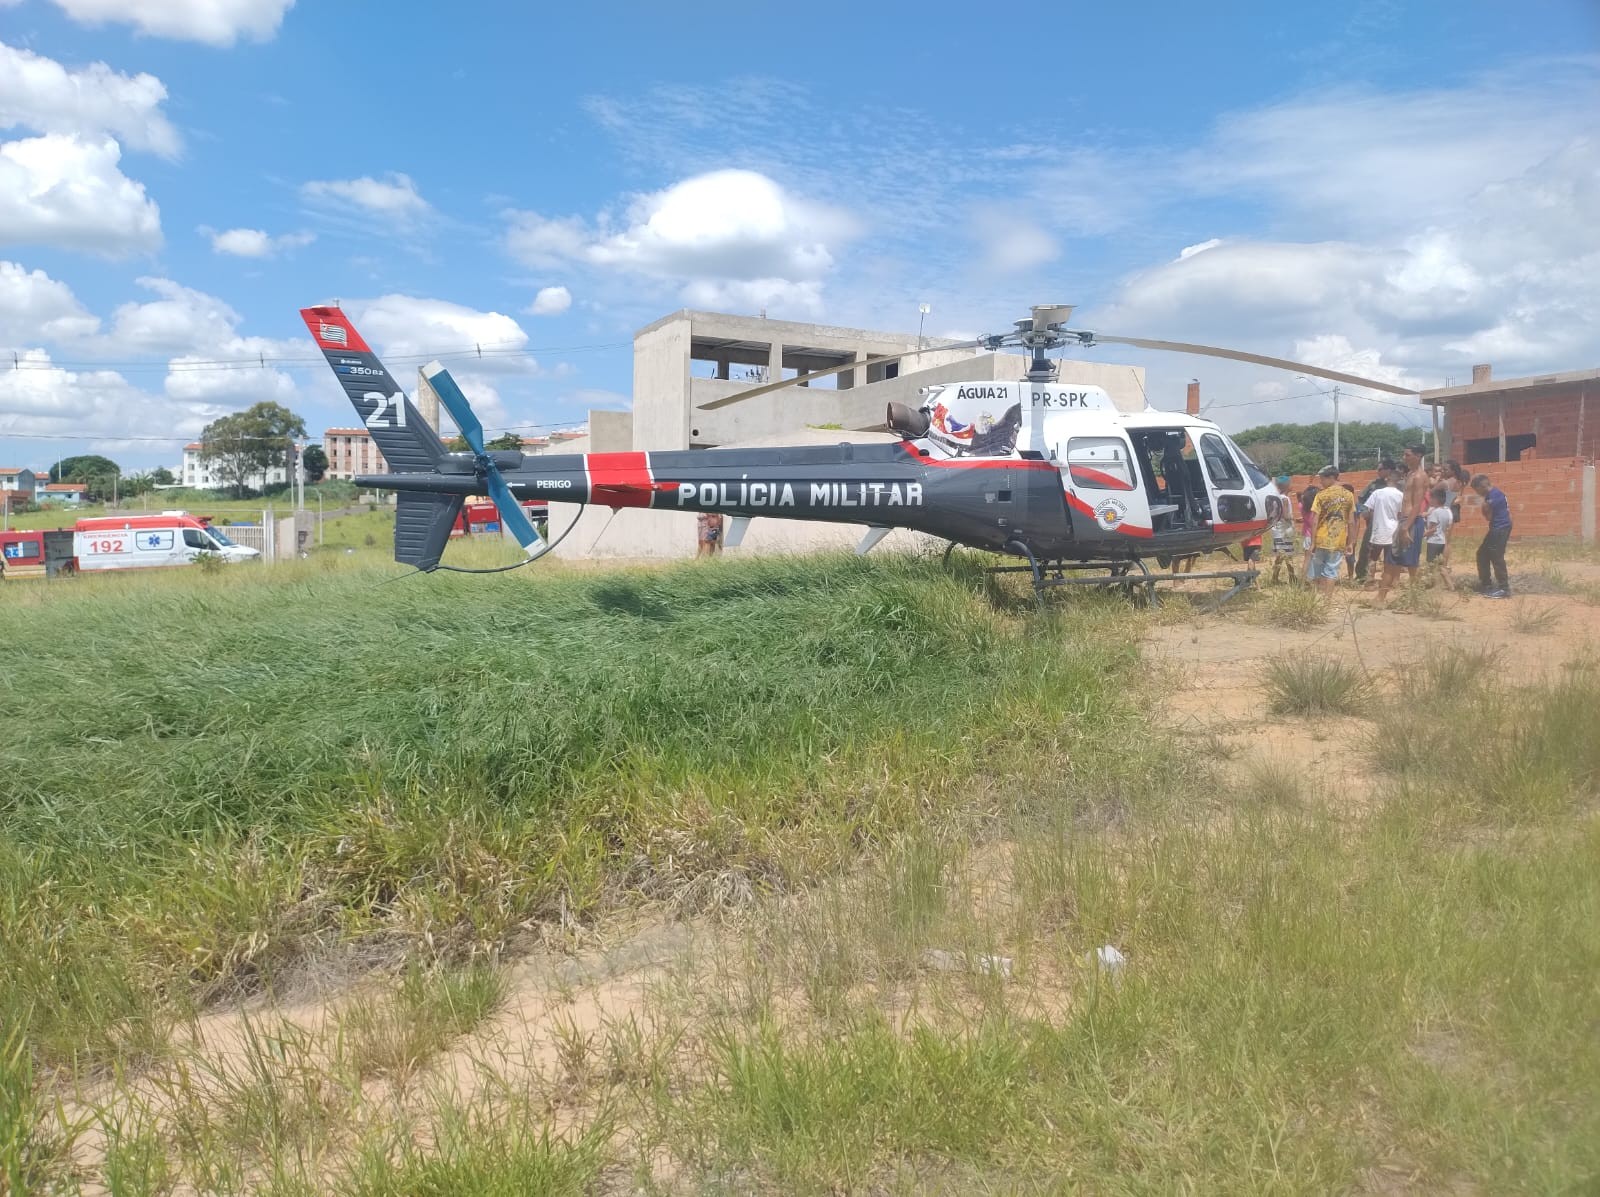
[1194, 432, 1260, 530]
[1063, 435, 1150, 540]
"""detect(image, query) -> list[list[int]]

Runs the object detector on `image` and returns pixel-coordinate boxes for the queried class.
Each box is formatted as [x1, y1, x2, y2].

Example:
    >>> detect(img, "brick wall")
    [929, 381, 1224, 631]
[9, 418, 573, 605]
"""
[1441, 386, 1596, 463]
[1286, 456, 1594, 542]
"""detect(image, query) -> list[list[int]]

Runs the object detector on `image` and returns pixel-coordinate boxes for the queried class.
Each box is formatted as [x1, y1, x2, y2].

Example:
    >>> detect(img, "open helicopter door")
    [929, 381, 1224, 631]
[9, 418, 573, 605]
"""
[1192, 430, 1266, 534]
[1060, 434, 1151, 543]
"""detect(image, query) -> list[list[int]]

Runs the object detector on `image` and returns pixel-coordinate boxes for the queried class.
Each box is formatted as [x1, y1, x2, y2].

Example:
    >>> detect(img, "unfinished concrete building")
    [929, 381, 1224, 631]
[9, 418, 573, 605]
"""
[602, 309, 1147, 453]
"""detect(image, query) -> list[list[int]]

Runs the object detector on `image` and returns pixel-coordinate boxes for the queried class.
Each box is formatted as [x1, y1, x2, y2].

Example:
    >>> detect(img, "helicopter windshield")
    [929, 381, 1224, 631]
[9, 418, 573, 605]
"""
[1224, 435, 1270, 489]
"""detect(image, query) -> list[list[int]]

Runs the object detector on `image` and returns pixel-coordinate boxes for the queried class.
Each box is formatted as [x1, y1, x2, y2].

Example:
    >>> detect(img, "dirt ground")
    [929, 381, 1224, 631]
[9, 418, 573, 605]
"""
[1144, 557, 1600, 797]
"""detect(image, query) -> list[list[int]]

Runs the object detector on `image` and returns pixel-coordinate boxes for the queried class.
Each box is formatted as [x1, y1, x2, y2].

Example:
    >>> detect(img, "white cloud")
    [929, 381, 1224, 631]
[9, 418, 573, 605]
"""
[98, 276, 301, 407]
[0, 134, 162, 256]
[0, 260, 100, 346]
[41, 0, 296, 46]
[527, 285, 571, 316]
[1182, 60, 1600, 238]
[0, 348, 227, 446]
[105, 277, 245, 354]
[971, 206, 1059, 277]
[506, 169, 857, 316]
[340, 294, 533, 374]
[301, 173, 430, 223]
[0, 40, 180, 158]
[205, 226, 315, 257]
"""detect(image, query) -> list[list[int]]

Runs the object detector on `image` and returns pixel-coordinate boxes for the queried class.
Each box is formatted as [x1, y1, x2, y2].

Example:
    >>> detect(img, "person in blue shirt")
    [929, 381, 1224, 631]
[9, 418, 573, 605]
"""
[1471, 473, 1513, 598]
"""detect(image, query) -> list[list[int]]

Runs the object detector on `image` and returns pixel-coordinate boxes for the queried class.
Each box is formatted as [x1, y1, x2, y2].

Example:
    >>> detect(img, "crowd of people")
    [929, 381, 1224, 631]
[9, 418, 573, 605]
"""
[1259, 447, 1515, 602]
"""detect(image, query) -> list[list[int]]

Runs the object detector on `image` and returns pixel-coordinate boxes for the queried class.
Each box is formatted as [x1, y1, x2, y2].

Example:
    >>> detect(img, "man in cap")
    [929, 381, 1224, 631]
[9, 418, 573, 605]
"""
[1308, 465, 1354, 596]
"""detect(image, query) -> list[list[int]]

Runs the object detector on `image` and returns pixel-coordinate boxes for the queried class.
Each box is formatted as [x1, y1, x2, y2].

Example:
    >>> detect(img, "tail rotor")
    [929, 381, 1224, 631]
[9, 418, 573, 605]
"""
[421, 361, 544, 556]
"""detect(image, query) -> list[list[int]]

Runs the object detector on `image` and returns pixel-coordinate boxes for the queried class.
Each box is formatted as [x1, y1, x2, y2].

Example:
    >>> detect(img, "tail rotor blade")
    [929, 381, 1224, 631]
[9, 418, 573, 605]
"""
[487, 471, 542, 556]
[422, 360, 487, 451]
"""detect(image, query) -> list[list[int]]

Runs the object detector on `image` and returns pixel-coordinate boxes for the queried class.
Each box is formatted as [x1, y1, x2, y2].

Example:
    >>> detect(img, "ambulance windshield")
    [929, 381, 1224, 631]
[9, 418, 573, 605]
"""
[205, 526, 237, 547]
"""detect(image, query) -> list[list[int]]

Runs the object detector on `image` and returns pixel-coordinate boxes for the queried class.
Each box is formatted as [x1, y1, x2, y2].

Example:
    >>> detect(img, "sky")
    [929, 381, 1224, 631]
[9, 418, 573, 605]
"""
[1, 0, 1597, 471]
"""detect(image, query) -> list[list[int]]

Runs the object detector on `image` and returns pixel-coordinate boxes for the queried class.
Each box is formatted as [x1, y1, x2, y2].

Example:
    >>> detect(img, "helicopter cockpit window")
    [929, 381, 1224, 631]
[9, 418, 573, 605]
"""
[1065, 437, 1136, 491]
[1199, 433, 1246, 490]
[1225, 435, 1270, 489]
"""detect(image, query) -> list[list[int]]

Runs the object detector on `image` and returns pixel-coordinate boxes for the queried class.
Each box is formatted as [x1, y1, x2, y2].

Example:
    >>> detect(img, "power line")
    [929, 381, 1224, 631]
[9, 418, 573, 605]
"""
[3, 340, 631, 375]
[0, 418, 591, 444]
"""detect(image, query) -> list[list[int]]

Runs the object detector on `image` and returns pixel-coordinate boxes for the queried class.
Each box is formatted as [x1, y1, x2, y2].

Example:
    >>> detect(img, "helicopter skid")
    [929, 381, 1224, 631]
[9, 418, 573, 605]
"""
[978, 552, 1258, 610]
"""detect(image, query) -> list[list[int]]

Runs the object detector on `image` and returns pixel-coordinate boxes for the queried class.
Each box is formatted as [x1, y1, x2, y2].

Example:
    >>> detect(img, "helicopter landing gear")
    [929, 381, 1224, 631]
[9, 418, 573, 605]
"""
[968, 545, 1256, 609]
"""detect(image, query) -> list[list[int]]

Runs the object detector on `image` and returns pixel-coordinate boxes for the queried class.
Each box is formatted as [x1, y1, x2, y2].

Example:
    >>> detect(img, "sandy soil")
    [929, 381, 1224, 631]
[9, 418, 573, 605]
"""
[1143, 564, 1600, 799]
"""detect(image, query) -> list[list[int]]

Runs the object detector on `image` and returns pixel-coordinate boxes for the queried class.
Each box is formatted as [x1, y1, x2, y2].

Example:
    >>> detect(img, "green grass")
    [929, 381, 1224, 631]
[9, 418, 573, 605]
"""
[335, 963, 506, 1083]
[1252, 584, 1327, 629]
[0, 552, 1138, 1070]
[1264, 655, 1373, 715]
[9, 550, 1599, 1192]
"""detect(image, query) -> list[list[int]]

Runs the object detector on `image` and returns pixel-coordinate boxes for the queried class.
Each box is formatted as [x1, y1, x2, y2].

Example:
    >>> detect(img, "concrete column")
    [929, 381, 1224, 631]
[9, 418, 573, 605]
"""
[837, 351, 861, 390]
[415, 368, 441, 435]
[767, 340, 782, 387]
[1583, 462, 1596, 546]
[1186, 381, 1200, 415]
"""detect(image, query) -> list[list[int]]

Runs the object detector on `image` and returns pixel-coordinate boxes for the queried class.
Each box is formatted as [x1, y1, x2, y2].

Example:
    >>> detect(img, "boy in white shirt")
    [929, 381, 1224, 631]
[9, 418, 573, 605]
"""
[1366, 468, 1407, 608]
[1424, 484, 1455, 591]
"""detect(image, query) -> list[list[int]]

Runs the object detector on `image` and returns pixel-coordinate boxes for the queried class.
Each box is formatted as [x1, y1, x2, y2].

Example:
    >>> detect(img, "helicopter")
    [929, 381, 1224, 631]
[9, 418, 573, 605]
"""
[298, 303, 1416, 601]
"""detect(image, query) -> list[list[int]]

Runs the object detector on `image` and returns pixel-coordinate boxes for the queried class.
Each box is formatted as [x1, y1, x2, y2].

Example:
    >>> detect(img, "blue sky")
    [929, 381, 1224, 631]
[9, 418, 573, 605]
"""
[1, 0, 1597, 470]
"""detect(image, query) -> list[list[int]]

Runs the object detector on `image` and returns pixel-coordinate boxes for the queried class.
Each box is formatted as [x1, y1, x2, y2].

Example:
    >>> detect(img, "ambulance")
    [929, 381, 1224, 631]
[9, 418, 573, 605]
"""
[71, 513, 260, 572]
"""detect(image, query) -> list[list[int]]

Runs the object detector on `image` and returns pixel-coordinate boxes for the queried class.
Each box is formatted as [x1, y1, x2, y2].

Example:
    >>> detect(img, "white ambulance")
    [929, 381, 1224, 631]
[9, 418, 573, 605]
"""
[72, 513, 260, 572]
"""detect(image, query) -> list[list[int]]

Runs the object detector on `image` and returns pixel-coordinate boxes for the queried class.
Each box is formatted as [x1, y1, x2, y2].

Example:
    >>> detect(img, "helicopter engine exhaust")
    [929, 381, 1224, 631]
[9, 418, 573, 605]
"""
[886, 401, 930, 438]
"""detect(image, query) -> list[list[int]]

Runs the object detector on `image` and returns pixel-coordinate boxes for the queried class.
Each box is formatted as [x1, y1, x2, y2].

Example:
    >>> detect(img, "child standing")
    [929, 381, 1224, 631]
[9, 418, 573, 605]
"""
[1423, 484, 1455, 591]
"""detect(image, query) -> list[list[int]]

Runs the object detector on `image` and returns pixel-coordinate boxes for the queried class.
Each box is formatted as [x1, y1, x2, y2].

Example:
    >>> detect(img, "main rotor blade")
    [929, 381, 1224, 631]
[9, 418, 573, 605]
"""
[695, 339, 988, 410]
[422, 360, 486, 452]
[1087, 335, 1417, 396]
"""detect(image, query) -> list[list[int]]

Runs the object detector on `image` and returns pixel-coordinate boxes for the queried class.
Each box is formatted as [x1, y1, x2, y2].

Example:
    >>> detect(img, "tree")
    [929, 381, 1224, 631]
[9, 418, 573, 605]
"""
[198, 402, 307, 498]
[445, 435, 470, 452]
[302, 445, 328, 483]
[120, 467, 175, 498]
[1233, 420, 1416, 473]
[50, 454, 121, 502]
[486, 433, 524, 452]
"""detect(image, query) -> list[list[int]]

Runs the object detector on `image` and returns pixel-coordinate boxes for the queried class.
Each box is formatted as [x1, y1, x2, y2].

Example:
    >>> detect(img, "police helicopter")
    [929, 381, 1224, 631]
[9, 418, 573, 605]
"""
[299, 303, 1415, 602]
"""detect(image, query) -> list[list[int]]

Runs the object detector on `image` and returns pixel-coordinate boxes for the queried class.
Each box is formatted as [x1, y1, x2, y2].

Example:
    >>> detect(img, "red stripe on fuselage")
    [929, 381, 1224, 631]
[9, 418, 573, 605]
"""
[895, 442, 1058, 471]
[586, 451, 661, 508]
[1065, 490, 1153, 537]
[1212, 520, 1269, 534]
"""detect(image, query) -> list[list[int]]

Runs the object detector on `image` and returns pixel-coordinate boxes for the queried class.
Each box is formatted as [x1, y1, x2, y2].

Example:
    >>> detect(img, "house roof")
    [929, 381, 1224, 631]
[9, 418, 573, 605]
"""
[0, 467, 29, 475]
[324, 427, 371, 436]
[1419, 365, 1600, 407]
[42, 482, 85, 492]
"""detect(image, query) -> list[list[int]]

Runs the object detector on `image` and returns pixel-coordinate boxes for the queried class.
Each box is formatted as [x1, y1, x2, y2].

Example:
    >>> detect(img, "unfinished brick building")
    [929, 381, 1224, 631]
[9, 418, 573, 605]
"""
[1421, 364, 1599, 466]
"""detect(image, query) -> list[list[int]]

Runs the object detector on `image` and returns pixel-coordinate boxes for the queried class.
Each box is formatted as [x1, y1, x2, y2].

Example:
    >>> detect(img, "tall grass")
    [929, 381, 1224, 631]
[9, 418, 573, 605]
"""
[0, 553, 1138, 1069]
[1264, 655, 1372, 715]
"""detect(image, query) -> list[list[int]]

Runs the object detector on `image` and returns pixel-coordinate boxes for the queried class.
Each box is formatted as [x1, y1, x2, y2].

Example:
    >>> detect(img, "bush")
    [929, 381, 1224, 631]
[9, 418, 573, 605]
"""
[1265, 656, 1372, 715]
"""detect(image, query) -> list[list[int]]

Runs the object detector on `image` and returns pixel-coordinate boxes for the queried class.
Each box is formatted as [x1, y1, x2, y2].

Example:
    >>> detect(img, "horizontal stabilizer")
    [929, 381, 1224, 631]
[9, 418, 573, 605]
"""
[723, 516, 750, 549]
[395, 492, 464, 570]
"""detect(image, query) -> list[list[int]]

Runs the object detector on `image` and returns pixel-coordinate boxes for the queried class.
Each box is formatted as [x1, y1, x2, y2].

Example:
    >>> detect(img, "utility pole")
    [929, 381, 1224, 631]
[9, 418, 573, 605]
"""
[1332, 385, 1341, 471]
